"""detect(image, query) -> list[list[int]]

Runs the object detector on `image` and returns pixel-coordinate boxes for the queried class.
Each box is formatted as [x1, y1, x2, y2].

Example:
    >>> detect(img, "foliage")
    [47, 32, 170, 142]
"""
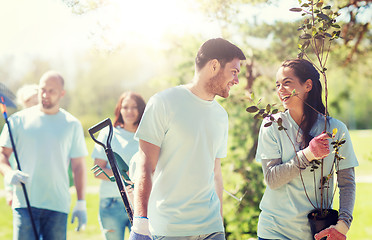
[218, 86, 266, 239]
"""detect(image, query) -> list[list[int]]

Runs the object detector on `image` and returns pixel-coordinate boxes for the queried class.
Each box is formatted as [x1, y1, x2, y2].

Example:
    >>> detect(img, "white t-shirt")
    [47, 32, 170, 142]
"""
[256, 111, 359, 239]
[91, 126, 138, 199]
[135, 85, 228, 236]
[0, 106, 88, 213]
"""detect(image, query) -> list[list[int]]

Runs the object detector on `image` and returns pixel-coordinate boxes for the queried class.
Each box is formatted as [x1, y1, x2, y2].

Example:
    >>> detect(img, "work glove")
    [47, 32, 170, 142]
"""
[4, 170, 29, 186]
[302, 132, 330, 161]
[314, 220, 348, 240]
[128, 217, 152, 240]
[71, 200, 87, 231]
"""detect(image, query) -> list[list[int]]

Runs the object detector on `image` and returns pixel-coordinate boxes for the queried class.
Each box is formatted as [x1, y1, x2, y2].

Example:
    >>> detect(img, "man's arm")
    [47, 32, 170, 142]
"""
[71, 156, 87, 200]
[0, 146, 13, 175]
[133, 140, 160, 217]
[214, 158, 224, 217]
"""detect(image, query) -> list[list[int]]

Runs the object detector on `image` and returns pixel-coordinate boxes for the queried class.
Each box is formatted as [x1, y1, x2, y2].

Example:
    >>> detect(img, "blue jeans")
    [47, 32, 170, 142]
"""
[153, 232, 225, 240]
[99, 197, 131, 240]
[13, 207, 67, 240]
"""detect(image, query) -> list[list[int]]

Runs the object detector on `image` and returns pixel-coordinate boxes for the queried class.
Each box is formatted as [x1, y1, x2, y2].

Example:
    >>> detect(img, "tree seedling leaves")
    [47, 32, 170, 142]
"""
[254, 113, 263, 120]
[290, 7, 303, 12]
[317, 13, 330, 21]
[332, 128, 338, 137]
[303, 40, 310, 49]
[264, 122, 273, 127]
[277, 117, 283, 126]
[300, 33, 312, 39]
[246, 106, 259, 113]
[266, 104, 271, 113]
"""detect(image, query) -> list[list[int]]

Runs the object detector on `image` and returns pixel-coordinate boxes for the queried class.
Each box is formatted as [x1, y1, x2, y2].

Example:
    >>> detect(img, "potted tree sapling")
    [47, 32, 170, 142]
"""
[246, 0, 357, 239]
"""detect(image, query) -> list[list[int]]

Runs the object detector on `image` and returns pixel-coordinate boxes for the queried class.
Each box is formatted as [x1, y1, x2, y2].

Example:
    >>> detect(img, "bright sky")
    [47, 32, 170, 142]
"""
[0, 0, 300, 84]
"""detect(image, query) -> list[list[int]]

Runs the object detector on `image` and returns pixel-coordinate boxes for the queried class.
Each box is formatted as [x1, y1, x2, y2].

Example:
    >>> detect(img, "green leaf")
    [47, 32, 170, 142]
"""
[302, 40, 310, 50]
[277, 117, 283, 126]
[264, 122, 273, 127]
[266, 104, 271, 113]
[297, 26, 305, 31]
[254, 113, 263, 120]
[300, 33, 312, 39]
[317, 13, 331, 21]
[246, 106, 259, 113]
[332, 24, 341, 28]
[272, 109, 279, 114]
[323, 6, 331, 10]
[314, 34, 325, 39]
[290, 7, 303, 12]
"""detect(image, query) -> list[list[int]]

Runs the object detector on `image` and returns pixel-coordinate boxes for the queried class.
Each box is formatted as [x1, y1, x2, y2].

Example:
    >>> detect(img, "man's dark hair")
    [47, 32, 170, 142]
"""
[195, 38, 246, 71]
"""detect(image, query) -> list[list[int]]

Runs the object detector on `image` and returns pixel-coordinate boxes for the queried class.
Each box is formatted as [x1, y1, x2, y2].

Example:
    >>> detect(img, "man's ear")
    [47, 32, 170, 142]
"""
[60, 89, 66, 98]
[209, 59, 220, 75]
[305, 79, 313, 92]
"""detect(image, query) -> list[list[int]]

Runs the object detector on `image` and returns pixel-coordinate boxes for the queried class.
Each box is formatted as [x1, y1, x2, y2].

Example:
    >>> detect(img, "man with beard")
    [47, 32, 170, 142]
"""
[129, 38, 246, 240]
[0, 71, 88, 240]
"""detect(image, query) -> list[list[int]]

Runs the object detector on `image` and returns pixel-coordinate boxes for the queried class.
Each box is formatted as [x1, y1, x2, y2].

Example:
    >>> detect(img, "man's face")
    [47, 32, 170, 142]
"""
[39, 76, 65, 110]
[206, 58, 241, 98]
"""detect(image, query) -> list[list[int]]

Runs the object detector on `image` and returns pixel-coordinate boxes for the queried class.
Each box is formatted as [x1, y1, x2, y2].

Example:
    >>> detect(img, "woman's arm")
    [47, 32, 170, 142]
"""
[337, 167, 356, 228]
[261, 151, 310, 190]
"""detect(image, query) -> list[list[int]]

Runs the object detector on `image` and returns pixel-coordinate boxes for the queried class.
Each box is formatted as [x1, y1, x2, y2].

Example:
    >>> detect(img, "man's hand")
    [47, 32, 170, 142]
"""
[128, 217, 152, 240]
[71, 200, 87, 231]
[4, 170, 29, 186]
[303, 132, 330, 161]
[315, 221, 348, 240]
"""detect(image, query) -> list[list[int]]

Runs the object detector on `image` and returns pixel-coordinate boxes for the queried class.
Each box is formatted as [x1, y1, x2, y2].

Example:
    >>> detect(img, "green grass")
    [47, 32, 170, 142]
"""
[1, 131, 371, 239]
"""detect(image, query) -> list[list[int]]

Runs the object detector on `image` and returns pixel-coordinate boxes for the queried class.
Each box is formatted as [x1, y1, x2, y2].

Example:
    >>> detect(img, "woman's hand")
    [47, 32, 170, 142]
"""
[302, 132, 330, 161]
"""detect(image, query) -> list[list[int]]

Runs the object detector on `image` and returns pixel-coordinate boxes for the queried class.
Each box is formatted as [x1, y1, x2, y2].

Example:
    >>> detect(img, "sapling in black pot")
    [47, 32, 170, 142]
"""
[247, 1, 358, 239]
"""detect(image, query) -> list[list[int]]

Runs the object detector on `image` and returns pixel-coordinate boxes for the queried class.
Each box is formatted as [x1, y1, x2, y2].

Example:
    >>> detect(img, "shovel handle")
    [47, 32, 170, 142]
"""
[88, 118, 113, 148]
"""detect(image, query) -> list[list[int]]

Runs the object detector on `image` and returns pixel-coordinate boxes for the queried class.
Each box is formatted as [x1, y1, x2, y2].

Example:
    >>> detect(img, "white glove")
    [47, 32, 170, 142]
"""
[4, 170, 29, 186]
[129, 217, 152, 240]
[331, 220, 349, 235]
[71, 200, 87, 231]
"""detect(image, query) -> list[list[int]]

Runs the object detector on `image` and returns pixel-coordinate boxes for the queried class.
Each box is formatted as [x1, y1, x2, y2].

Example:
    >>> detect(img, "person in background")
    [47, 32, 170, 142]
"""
[0, 71, 88, 239]
[255, 59, 358, 240]
[16, 84, 39, 109]
[3, 84, 39, 206]
[129, 38, 246, 240]
[92, 92, 146, 240]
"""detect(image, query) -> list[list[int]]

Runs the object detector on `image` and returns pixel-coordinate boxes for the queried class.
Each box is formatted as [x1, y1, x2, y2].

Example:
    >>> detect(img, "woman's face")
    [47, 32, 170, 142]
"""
[275, 66, 311, 111]
[120, 96, 139, 126]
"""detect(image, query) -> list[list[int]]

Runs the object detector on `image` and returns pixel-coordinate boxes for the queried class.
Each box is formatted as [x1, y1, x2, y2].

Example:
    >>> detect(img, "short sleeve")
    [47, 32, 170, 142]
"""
[135, 94, 168, 147]
[91, 128, 109, 161]
[333, 121, 359, 170]
[255, 119, 281, 163]
[69, 121, 88, 158]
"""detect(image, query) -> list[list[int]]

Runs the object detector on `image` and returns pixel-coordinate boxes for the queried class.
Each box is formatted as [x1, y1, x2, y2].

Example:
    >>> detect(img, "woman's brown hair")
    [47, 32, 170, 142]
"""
[113, 92, 146, 128]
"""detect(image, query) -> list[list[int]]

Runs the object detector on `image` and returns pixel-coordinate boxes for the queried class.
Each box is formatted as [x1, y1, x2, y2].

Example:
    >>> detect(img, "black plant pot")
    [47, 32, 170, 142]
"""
[307, 209, 338, 240]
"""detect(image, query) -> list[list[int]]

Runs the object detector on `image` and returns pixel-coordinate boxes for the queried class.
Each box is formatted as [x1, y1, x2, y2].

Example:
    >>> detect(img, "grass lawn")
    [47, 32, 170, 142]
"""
[0, 131, 371, 239]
